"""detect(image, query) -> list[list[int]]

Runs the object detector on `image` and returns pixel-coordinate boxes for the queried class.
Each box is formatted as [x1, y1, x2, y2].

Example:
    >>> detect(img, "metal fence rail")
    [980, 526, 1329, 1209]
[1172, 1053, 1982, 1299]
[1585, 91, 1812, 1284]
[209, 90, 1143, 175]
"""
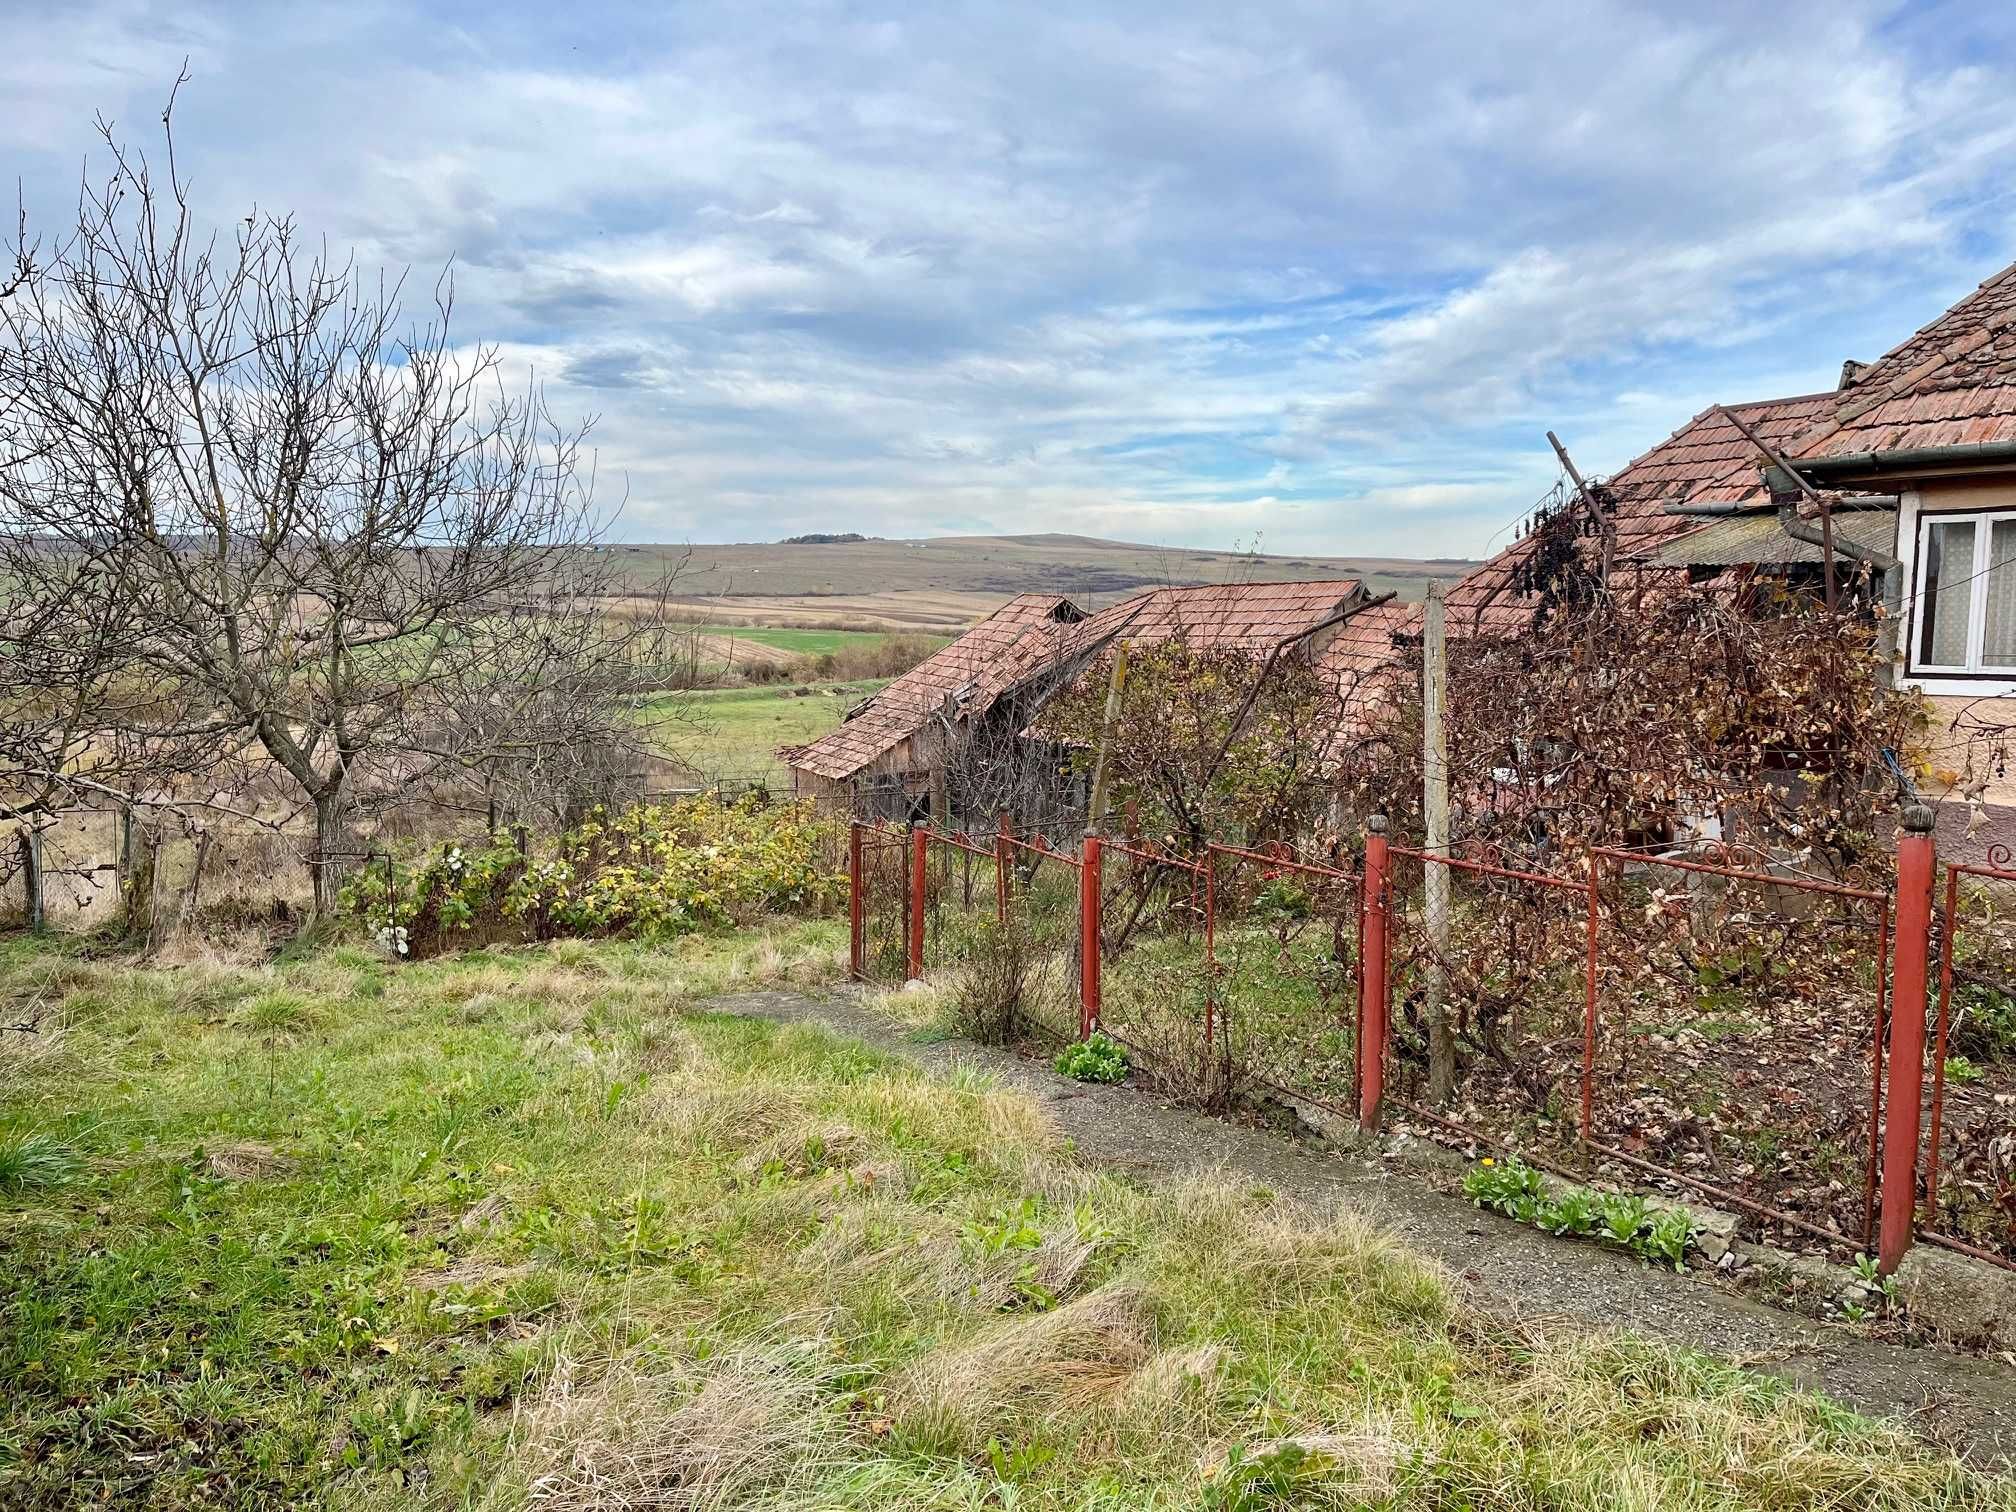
[850, 807, 1951, 1276]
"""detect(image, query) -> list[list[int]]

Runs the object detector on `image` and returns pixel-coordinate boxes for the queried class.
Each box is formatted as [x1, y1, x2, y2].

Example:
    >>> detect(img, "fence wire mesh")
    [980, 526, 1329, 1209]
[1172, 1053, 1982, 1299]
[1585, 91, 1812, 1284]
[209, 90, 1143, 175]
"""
[1094, 842, 1214, 1102]
[997, 835, 1083, 1045]
[1588, 847, 1889, 1250]
[1926, 863, 2016, 1268]
[854, 825, 911, 984]
[1382, 845, 1590, 1159]
[1199, 845, 1361, 1121]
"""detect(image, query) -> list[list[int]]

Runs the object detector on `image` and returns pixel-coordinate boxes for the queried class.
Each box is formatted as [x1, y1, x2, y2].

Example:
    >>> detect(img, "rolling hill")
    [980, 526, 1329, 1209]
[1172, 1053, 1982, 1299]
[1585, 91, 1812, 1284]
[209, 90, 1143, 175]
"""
[616, 533, 1477, 632]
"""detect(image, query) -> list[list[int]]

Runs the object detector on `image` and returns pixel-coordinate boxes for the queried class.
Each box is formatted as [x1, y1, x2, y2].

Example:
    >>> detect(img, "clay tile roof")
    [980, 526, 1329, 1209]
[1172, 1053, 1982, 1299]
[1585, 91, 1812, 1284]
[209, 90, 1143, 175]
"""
[1330, 259, 2016, 705]
[1780, 261, 2016, 460]
[785, 593, 1085, 781]
[1067, 579, 1366, 656]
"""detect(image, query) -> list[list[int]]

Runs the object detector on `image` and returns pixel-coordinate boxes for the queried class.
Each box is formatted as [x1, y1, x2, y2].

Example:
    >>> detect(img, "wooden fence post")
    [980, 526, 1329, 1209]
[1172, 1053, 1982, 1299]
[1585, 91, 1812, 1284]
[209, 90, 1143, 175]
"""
[1080, 833, 1103, 1039]
[907, 825, 927, 981]
[848, 822, 865, 980]
[1880, 803, 1937, 1274]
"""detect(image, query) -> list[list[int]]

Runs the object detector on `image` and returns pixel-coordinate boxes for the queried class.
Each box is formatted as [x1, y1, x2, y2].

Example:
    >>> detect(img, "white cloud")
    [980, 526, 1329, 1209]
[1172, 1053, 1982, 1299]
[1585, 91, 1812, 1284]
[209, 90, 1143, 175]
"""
[3, 0, 2013, 555]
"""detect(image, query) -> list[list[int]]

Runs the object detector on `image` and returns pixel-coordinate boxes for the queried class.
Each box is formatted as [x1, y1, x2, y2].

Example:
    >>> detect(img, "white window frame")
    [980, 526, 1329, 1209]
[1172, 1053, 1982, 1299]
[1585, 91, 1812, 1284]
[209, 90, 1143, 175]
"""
[1909, 507, 2016, 681]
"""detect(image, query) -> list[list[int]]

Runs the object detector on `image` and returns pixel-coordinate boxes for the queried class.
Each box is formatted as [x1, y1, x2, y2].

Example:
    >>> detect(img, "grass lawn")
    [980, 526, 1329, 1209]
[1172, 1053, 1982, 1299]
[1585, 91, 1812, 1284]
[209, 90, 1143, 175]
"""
[648, 680, 890, 784]
[1, 924, 2007, 1509]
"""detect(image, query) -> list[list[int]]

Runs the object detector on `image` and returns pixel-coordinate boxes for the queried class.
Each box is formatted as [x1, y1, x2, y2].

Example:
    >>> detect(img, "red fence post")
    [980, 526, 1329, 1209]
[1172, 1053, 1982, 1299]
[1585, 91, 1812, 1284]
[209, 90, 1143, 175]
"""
[1880, 803, 1937, 1274]
[848, 822, 864, 980]
[1359, 814, 1390, 1132]
[1080, 833, 1103, 1039]
[908, 825, 928, 981]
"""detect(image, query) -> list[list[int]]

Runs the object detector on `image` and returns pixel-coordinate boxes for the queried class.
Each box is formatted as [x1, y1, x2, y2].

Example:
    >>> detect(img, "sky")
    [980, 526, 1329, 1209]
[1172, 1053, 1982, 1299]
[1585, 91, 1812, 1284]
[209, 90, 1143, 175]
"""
[7, 1, 2016, 558]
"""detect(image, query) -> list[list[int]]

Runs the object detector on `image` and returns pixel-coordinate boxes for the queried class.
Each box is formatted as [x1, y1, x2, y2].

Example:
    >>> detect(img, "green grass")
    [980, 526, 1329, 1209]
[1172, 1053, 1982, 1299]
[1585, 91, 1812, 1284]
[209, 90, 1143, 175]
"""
[0, 925, 2007, 1509]
[696, 626, 947, 657]
[644, 679, 893, 783]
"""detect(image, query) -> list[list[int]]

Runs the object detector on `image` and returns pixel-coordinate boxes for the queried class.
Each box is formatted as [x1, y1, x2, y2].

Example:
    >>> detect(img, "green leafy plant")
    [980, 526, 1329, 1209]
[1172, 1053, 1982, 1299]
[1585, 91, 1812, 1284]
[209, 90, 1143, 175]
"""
[1944, 1054, 1984, 1084]
[961, 1198, 1044, 1262]
[1598, 1193, 1653, 1248]
[1849, 1252, 1903, 1316]
[1465, 1160, 1693, 1270]
[1460, 1156, 1546, 1216]
[1538, 1187, 1601, 1238]
[1054, 1032, 1128, 1084]
[1639, 1209, 1693, 1272]
[1203, 1442, 1322, 1510]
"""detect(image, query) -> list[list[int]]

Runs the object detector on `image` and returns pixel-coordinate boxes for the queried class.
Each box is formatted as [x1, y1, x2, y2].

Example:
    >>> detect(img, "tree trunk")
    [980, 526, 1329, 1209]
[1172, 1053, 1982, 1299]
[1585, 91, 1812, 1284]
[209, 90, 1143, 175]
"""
[311, 790, 347, 917]
[1423, 581, 1456, 1105]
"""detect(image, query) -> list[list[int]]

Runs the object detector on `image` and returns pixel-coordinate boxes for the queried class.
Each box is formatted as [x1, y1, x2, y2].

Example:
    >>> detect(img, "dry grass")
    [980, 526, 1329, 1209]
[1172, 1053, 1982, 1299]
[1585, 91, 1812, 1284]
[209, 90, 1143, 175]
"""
[515, 1340, 850, 1511]
[885, 1284, 1159, 1453]
[3, 925, 2011, 1509]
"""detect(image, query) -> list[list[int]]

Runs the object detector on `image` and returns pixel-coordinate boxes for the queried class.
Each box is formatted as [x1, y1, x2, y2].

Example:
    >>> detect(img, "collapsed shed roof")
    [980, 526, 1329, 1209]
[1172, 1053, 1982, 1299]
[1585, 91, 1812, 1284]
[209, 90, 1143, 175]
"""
[783, 593, 1085, 782]
[783, 579, 1368, 783]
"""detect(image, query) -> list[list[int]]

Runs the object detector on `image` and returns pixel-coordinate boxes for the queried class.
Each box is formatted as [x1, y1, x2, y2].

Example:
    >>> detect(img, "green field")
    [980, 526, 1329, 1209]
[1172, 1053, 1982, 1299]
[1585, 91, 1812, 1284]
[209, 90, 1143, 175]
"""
[0, 925, 2001, 1508]
[647, 680, 891, 784]
[696, 626, 948, 657]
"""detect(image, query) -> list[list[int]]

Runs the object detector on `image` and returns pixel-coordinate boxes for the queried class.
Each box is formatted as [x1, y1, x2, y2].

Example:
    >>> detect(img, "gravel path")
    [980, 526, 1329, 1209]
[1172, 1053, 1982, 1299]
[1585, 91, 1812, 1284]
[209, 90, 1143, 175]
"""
[711, 985, 2016, 1465]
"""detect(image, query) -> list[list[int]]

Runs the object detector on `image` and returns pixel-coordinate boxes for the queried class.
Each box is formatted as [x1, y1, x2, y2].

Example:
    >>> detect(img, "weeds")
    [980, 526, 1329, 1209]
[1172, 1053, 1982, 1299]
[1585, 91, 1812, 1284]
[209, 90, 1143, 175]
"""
[945, 918, 1038, 1046]
[1463, 1157, 1697, 1271]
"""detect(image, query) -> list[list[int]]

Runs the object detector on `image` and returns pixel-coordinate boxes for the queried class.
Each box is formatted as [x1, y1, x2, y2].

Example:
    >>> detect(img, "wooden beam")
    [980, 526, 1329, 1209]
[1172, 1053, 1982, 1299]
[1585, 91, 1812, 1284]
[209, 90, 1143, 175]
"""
[1547, 429, 1613, 580]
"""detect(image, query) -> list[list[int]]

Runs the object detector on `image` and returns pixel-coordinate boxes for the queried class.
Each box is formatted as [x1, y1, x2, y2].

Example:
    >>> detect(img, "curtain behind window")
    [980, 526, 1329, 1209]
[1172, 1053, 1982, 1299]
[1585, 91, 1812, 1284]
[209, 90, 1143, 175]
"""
[1920, 518, 1976, 667]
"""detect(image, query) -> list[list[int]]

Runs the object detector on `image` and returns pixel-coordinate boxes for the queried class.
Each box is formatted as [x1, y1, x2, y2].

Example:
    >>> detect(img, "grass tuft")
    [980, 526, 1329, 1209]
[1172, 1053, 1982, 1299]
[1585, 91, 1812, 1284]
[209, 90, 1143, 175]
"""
[0, 1127, 78, 1194]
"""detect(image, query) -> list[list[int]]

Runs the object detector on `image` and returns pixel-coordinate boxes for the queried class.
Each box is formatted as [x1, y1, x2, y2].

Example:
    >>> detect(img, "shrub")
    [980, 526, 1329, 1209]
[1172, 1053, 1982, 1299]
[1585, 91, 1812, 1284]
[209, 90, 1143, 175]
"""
[1054, 1032, 1128, 1084]
[945, 919, 1037, 1047]
[341, 796, 844, 955]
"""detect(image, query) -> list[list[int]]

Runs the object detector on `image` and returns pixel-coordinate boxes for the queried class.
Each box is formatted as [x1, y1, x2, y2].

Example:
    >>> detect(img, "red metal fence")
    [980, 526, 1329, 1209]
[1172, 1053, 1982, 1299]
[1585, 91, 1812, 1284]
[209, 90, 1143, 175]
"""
[848, 806, 1950, 1273]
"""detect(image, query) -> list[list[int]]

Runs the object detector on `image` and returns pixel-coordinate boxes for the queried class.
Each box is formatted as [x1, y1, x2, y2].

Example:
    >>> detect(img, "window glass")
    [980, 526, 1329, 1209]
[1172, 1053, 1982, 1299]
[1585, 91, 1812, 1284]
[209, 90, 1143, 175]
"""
[1986, 519, 2016, 666]
[1920, 518, 1976, 667]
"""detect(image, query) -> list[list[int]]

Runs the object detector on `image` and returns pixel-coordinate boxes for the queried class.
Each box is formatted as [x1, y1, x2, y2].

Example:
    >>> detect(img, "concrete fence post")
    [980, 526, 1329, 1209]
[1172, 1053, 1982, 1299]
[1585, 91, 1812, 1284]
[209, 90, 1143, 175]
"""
[907, 825, 928, 981]
[1880, 803, 1938, 1274]
[1358, 814, 1391, 1132]
[1080, 833, 1103, 1039]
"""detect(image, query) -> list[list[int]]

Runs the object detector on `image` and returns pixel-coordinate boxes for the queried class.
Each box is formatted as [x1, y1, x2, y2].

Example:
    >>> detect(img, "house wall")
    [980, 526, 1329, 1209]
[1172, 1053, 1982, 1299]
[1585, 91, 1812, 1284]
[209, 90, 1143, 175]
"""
[1892, 479, 2016, 853]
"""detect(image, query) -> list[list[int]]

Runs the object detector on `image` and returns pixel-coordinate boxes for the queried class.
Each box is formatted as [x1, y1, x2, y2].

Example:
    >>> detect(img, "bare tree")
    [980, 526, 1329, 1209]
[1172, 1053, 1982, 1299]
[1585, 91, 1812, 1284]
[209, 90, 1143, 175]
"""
[0, 85, 678, 912]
